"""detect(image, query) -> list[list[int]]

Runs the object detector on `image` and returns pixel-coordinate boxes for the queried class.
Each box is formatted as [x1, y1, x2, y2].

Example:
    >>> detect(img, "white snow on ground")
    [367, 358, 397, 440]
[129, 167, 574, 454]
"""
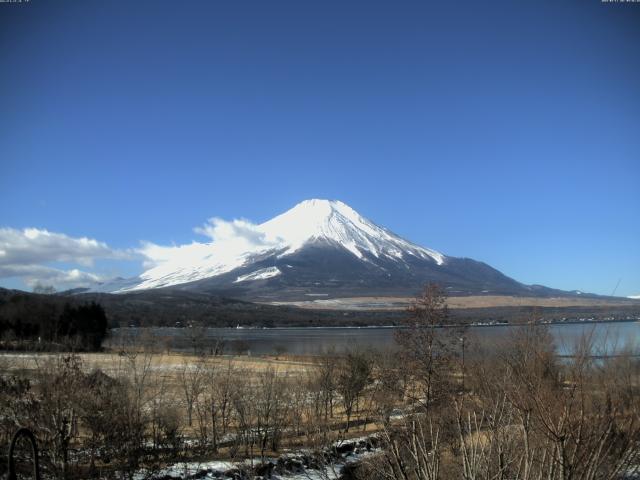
[628, 294, 640, 299]
[234, 266, 282, 283]
[134, 435, 381, 480]
[134, 461, 234, 480]
[98, 199, 445, 293]
[621, 464, 640, 479]
[134, 455, 347, 480]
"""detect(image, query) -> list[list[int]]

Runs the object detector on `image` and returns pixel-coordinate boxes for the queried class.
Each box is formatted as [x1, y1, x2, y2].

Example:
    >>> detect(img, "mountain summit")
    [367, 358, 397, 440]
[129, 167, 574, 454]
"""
[260, 199, 445, 264]
[93, 199, 561, 300]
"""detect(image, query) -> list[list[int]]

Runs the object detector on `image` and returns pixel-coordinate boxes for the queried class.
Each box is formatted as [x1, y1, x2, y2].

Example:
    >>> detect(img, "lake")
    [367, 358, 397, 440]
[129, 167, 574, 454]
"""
[108, 320, 640, 356]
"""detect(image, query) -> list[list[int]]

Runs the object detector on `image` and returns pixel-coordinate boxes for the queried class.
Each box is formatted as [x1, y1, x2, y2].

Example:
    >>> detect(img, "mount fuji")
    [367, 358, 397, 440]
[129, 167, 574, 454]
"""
[91, 199, 567, 301]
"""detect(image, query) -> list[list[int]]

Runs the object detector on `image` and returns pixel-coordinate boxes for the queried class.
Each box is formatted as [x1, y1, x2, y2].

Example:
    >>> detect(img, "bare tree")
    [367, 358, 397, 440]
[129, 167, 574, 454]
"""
[395, 283, 459, 409]
[453, 325, 640, 480]
[336, 350, 371, 432]
[379, 414, 442, 480]
[214, 359, 236, 441]
[230, 370, 256, 461]
[36, 355, 83, 479]
[314, 348, 339, 423]
[179, 355, 205, 427]
[253, 367, 290, 460]
[196, 358, 235, 451]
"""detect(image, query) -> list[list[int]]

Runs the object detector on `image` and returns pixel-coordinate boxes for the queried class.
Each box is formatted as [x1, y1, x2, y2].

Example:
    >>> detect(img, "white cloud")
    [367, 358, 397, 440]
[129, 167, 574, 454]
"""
[139, 218, 280, 270]
[0, 264, 104, 289]
[0, 227, 129, 289]
[0, 217, 282, 291]
[0, 227, 127, 266]
[194, 217, 278, 247]
[137, 240, 212, 269]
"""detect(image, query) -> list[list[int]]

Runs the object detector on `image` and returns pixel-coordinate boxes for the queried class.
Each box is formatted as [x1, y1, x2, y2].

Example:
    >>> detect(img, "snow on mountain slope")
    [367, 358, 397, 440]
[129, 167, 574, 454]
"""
[261, 199, 444, 263]
[112, 199, 446, 292]
[234, 266, 281, 283]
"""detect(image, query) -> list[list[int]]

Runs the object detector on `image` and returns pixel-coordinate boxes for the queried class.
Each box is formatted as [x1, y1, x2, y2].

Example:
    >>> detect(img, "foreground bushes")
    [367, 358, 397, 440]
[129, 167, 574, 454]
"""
[374, 325, 640, 480]
[0, 326, 638, 480]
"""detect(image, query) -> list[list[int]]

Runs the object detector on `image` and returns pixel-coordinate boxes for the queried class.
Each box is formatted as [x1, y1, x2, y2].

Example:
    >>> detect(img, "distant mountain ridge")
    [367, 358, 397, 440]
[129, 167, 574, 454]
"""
[89, 199, 597, 301]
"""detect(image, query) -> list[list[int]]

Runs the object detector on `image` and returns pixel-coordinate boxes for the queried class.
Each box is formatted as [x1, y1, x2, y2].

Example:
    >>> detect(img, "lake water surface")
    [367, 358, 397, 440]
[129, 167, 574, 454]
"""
[109, 321, 640, 356]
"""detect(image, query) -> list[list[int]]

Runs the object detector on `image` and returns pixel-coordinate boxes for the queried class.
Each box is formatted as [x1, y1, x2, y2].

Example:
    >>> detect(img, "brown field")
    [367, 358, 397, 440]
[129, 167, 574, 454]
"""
[269, 294, 640, 310]
[0, 351, 315, 378]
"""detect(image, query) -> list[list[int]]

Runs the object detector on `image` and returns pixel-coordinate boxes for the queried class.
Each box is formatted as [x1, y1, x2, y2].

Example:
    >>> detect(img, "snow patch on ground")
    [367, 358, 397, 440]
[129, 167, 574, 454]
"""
[134, 461, 234, 480]
[135, 435, 381, 480]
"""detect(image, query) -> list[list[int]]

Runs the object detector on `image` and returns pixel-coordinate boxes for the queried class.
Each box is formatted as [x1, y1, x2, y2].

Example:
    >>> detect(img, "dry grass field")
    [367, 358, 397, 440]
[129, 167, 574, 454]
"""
[0, 351, 316, 381]
[269, 294, 640, 310]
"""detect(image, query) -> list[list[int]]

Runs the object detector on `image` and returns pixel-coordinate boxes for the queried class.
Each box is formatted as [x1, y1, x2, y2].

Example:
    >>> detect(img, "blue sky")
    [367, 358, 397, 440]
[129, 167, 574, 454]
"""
[0, 0, 639, 296]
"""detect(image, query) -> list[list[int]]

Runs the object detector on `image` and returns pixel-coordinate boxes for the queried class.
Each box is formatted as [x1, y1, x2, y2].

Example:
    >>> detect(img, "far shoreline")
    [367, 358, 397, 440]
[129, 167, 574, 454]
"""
[112, 316, 640, 331]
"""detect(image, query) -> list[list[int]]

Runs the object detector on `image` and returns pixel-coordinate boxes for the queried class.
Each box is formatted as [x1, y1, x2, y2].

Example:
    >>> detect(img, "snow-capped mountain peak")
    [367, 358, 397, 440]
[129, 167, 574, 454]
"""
[107, 199, 445, 292]
[261, 199, 444, 263]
